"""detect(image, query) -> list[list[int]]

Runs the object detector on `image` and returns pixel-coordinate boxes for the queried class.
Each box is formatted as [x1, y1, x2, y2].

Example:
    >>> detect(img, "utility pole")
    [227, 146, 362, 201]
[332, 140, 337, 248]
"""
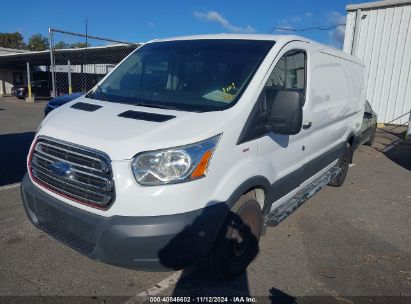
[48, 27, 56, 97]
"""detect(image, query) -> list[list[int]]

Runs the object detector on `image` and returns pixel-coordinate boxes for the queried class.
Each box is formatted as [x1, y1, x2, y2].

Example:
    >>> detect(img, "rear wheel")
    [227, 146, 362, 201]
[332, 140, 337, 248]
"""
[328, 143, 352, 187]
[205, 195, 262, 279]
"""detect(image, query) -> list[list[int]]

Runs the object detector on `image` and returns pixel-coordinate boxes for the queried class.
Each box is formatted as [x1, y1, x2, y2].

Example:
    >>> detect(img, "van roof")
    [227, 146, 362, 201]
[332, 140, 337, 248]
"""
[148, 34, 363, 66]
[148, 33, 335, 53]
[151, 33, 300, 43]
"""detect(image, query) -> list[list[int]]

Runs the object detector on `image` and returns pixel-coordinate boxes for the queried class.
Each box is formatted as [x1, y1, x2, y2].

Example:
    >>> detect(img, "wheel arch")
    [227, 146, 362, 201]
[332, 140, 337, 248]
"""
[224, 176, 272, 214]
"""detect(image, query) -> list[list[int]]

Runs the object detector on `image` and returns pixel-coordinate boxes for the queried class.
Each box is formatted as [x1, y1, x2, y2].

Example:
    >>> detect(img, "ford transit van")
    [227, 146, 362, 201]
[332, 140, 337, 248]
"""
[21, 34, 365, 279]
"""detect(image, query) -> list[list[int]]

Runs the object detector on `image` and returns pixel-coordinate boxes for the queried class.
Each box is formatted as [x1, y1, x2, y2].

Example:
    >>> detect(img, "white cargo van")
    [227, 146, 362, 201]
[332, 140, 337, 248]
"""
[21, 34, 365, 278]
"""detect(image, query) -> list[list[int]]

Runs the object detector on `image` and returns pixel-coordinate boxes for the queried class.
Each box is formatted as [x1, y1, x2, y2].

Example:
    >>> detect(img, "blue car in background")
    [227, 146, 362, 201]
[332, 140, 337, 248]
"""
[44, 93, 83, 116]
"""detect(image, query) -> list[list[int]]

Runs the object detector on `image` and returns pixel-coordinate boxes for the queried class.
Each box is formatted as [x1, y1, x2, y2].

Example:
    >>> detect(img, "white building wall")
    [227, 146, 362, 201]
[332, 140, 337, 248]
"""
[0, 69, 27, 95]
[344, 1, 411, 124]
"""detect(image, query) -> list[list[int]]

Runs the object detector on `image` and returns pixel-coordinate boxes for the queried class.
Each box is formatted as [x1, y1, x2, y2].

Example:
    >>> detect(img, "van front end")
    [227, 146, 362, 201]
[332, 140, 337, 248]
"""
[21, 175, 229, 270]
[20, 133, 231, 270]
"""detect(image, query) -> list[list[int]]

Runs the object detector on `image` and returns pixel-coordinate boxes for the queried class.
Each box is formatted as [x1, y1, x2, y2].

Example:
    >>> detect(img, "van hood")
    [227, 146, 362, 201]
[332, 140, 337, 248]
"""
[38, 97, 229, 160]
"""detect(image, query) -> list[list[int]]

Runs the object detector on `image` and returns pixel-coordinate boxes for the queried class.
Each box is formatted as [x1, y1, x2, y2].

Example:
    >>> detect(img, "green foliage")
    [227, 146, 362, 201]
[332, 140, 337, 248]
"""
[70, 42, 91, 48]
[0, 32, 92, 51]
[28, 34, 49, 51]
[53, 41, 69, 49]
[53, 41, 90, 49]
[0, 32, 27, 49]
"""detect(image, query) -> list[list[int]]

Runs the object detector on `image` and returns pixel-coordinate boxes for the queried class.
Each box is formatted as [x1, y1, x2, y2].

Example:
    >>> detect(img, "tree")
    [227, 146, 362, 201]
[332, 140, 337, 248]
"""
[53, 41, 68, 49]
[0, 32, 26, 49]
[70, 42, 90, 48]
[28, 34, 49, 51]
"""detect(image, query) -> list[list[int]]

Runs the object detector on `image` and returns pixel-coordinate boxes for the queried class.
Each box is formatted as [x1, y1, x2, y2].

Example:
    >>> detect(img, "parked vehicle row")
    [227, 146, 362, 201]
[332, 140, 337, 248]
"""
[22, 34, 369, 279]
[11, 80, 51, 99]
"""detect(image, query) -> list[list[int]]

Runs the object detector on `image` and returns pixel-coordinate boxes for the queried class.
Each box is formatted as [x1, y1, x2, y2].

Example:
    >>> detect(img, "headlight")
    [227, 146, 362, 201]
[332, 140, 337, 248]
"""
[131, 134, 221, 185]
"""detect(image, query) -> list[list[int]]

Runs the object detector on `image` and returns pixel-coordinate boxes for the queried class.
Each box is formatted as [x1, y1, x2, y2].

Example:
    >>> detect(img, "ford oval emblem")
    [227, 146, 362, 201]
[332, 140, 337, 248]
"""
[48, 161, 71, 177]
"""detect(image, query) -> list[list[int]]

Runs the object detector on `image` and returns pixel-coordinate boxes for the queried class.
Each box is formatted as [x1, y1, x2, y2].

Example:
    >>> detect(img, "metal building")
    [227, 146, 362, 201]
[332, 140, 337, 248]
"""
[343, 0, 411, 124]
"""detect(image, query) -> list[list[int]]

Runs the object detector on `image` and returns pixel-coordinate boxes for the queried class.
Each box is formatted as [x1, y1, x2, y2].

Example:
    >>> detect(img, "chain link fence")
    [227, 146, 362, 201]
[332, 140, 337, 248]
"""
[49, 28, 139, 96]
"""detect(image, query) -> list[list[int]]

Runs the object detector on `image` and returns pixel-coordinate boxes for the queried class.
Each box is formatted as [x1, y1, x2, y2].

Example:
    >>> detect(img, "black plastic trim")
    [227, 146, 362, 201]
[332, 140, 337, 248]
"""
[303, 141, 346, 181]
[20, 174, 227, 270]
[230, 142, 346, 216]
[70, 102, 102, 112]
[237, 92, 267, 145]
[118, 110, 176, 122]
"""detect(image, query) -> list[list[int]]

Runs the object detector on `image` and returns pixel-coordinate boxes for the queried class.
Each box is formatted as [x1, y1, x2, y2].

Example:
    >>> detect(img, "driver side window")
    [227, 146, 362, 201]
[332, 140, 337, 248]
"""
[265, 50, 306, 102]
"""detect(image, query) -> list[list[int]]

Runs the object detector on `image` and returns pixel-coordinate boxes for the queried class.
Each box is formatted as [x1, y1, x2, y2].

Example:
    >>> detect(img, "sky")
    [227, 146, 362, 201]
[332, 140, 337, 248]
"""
[1, 0, 374, 49]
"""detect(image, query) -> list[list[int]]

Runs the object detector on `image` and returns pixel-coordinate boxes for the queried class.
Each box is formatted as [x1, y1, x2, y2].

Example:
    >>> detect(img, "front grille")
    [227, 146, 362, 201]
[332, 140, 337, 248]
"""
[29, 136, 115, 209]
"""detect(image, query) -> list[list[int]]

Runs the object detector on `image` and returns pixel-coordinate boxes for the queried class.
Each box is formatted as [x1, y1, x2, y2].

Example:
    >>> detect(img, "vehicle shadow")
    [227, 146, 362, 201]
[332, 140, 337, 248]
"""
[269, 288, 297, 303]
[171, 268, 251, 297]
[383, 142, 411, 171]
[158, 203, 255, 297]
[374, 127, 410, 171]
[0, 132, 34, 186]
[157, 202, 295, 301]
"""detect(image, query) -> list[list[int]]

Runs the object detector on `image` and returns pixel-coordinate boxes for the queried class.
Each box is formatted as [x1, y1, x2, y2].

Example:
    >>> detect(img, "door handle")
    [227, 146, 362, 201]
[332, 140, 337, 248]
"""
[302, 121, 312, 130]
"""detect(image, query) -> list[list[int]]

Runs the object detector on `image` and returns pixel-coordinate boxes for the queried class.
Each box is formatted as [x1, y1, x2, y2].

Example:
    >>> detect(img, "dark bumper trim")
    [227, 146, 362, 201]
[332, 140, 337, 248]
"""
[21, 174, 228, 270]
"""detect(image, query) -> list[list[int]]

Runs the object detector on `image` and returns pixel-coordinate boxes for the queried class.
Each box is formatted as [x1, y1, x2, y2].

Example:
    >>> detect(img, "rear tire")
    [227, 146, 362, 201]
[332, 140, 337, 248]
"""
[205, 195, 262, 279]
[328, 143, 352, 187]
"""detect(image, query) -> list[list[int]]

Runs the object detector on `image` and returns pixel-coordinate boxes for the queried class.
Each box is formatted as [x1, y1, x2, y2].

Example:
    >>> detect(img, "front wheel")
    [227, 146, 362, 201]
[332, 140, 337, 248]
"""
[205, 195, 262, 279]
[328, 143, 352, 187]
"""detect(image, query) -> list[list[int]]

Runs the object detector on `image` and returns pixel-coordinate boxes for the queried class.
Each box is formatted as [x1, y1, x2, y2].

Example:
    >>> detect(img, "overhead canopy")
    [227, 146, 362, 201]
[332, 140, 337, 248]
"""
[0, 44, 139, 69]
[0, 50, 49, 69]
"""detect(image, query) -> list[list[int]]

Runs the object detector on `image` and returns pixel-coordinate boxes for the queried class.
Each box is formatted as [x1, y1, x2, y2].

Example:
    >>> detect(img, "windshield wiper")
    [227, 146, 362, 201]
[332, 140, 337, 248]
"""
[86, 85, 108, 101]
[131, 101, 177, 110]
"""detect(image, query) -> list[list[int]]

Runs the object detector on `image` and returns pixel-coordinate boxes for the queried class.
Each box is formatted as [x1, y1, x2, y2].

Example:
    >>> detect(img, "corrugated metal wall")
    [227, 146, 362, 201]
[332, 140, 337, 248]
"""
[343, 2, 411, 124]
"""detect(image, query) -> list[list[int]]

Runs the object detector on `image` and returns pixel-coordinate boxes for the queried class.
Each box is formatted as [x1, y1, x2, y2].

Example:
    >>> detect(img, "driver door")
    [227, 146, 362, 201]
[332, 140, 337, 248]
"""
[258, 42, 310, 211]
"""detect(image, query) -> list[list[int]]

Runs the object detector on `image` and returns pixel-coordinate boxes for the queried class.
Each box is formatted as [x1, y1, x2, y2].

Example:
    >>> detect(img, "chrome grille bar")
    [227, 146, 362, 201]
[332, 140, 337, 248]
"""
[32, 168, 111, 205]
[35, 141, 108, 173]
[32, 153, 112, 190]
[30, 136, 115, 208]
[31, 155, 112, 192]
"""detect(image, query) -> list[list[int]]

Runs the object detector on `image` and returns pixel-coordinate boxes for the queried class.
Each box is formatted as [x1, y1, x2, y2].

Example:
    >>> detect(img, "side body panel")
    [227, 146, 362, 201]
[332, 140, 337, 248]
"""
[302, 49, 365, 185]
[258, 43, 365, 214]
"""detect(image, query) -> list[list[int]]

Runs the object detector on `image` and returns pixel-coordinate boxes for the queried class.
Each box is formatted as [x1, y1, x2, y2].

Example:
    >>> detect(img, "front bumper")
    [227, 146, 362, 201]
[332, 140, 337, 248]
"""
[21, 174, 228, 270]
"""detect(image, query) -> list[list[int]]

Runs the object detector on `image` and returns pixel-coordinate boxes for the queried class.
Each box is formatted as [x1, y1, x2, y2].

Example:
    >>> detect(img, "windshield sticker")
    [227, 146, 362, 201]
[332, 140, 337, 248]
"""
[203, 90, 235, 103]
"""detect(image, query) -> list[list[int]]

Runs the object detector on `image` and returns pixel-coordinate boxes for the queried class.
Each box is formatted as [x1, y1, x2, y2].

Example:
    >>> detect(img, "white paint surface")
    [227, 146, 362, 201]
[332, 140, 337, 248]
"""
[344, 2, 411, 124]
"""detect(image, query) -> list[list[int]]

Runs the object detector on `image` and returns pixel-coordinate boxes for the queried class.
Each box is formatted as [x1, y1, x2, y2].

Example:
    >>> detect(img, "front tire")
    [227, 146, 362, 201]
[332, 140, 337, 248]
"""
[328, 143, 352, 187]
[205, 195, 262, 279]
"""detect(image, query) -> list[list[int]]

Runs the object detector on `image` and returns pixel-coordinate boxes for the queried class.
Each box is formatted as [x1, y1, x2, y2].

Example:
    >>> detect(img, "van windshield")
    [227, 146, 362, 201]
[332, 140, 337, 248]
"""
[86, 39, 274, 112]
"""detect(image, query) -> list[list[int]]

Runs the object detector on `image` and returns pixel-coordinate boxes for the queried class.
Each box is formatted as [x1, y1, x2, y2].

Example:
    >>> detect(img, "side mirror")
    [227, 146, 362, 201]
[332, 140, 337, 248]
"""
[265, 88, 303, 135]
[364, 111, 373, 119]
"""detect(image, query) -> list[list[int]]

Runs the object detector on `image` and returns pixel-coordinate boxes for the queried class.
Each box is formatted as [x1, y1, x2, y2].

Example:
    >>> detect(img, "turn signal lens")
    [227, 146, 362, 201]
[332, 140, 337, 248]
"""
[191, 149, 213, 179]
